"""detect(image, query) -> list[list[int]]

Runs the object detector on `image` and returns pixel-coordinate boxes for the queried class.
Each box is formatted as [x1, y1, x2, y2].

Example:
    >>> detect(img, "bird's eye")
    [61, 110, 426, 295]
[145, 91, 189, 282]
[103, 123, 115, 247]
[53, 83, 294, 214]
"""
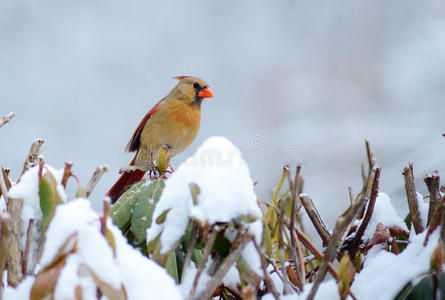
[193, 82, 200, 89]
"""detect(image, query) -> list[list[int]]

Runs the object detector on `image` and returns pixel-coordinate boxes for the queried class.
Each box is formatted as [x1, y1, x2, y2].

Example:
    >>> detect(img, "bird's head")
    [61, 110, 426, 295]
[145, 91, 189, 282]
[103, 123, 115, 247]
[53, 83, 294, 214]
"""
[173, 76, 213, 105]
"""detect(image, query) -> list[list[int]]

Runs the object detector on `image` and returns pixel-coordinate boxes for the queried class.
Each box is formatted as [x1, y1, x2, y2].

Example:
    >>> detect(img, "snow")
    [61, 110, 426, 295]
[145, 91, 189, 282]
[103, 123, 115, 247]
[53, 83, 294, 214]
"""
[147, 136, 262, 254]
[6, 198, 182, 300]
[416, 192, 428, 229]
[352, 230, 440, 300]
[177, 262, 212, 298]
[108, 223, 183, 300]
[362, 192, 408, 240]
[3, 277, 35, 300]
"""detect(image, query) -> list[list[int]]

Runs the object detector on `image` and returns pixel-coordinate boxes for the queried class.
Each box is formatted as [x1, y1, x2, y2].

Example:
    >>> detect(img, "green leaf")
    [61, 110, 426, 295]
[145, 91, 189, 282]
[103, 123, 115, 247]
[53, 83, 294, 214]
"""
[338, 254, 355, 300]
[39, 170, 64, 231]
[191, 249, 202, 266]
[404, 213, 412, 232]
[189, 183, 200, 205]
[130, 179, 165, 243]
[264, 224, 273, 257]
[212, 233, 232, 258]
[156, 208, 171, 225]
[110, 180, 147, 229]
[165, 250, 179, 283]
[395, 272, 445, 300]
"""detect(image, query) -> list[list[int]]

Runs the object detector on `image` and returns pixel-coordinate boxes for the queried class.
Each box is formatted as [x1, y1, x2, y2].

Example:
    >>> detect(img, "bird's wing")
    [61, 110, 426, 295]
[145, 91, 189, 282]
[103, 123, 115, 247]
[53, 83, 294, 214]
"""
[125, 99, 165, 153]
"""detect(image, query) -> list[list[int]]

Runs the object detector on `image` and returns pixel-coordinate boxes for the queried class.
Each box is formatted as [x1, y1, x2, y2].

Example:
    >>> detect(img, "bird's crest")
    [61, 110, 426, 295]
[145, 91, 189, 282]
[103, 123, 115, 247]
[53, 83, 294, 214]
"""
[173, 76, 190, 80]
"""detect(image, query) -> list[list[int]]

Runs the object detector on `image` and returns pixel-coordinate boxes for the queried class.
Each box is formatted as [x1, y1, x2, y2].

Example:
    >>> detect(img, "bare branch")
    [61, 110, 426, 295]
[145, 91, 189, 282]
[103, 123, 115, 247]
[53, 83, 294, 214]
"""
[349, 167, 381, 258]
[306, 166, 375, 300]
[20, 139, 44, 178]
[0, 112, 16, 129]
[252, 239, 280, 300]
[198, 231, 252, 300]
[0, 213, 11, 299]
[288, 165, 304, 291]
[22, 219, 34, 275]
[181, 222, 198, 284]
[424, 172, 440, 227]
[299, 195, 331, 247]
[403, 164, 424, 234]
[295, 229, 358, 300]
[187, 230, 218, 300]
[85, 166, 109, 197]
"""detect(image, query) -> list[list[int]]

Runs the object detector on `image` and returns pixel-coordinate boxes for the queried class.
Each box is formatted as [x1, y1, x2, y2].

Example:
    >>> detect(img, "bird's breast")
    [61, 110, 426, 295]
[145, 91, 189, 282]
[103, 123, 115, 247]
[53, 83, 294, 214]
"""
[139, 100, 201, 157]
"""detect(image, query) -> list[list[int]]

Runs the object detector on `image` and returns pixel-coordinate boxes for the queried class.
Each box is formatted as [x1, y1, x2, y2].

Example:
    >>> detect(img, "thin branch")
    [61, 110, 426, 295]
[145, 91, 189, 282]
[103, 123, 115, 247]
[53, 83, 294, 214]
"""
[424, 172, 440, 227]
[278, 193, 291, 295]
[85, 166, 109, 197]
[349, 167, 381, 258]
[5, 197, 24, 286]
[187, 230, 218, 300]
[424, 195, 445, 246]
[198, 231, 252, 300]
[252, 239, 280, 300]
[0, 213, 11, 300]
[181, 222, 198, 283]
[22, 219, 34, 275]
[100, 198, 110, 236]
[0, 112, 15, 129]
[306, 166, 374, 300]
[295, 229, 358, 300]
[288, 165, 304, 291]
[299, 195, 331, 247]
[403, 164, 424, 234]
[20, 139, 44, 178]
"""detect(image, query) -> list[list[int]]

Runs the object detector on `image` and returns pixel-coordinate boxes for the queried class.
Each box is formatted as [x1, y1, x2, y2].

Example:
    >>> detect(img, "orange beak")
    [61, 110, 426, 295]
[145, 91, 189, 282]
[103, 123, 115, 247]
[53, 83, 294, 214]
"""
[198, 87, 213, 99]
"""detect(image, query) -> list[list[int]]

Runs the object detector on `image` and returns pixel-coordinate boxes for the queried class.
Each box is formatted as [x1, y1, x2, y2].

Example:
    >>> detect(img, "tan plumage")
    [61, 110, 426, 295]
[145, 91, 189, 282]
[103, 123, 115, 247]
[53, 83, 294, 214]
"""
[107, 76, 213, 203]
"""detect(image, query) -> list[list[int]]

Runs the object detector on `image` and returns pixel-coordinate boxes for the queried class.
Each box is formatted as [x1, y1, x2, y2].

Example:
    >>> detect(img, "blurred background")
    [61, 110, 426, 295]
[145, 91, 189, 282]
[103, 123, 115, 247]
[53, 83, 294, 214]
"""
[1, 0, 444, 231]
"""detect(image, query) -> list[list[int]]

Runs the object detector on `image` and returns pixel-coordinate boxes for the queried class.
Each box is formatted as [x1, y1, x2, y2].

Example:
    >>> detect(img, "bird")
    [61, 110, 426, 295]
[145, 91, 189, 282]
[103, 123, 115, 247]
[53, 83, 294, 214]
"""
[106, 76, 213, 203]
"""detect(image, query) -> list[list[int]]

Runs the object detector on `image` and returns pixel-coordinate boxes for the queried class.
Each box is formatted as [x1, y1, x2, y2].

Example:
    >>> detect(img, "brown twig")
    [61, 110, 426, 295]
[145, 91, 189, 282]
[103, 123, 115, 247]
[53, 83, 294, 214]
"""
[349, 167, 381, 258]
[296, 229, 358, 300]
[61, 162, 73, 189]
[424, 195, 445, 246]
[1, 164, 24, 286]
[0, 213, 11, 300]
[187, 230, 218, 300]
[424, 172, 440, 227]
[306, 166, 373, 300]
[198, 231, 252, 300]
[181, 222, 198, 284]
[5, 197, 24, 286]
[85, 166, 109, 197]
[0, 112, 15, 129]
[287, 165, 304, 291]
[20, 139, 44, 178]
[22, 219, 34, 275]
[278, 193, 291, 295]
[252, 239, 280, 300]
[101, 198, 110, 236]
[403, 164, 424, 234]
[299, 195, 331, 247]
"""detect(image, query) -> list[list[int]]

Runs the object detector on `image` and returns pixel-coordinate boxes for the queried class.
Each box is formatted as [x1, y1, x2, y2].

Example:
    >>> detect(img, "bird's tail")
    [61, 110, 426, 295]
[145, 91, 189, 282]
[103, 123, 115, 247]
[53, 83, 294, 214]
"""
[106, 157, 146, 204]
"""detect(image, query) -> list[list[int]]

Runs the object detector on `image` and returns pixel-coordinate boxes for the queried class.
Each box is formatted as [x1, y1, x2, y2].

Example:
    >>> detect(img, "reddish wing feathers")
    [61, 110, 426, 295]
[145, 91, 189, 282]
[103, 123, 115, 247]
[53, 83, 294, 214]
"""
[110, 99, 166, 203]
[125, 99, 165, 153]
[106, 156, 145, 204]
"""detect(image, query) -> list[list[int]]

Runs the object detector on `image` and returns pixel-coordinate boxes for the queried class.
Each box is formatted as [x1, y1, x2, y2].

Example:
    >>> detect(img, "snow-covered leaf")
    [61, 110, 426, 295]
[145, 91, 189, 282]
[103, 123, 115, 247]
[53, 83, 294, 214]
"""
[110, 180, 147, 229]
[130, 179, 164, 243]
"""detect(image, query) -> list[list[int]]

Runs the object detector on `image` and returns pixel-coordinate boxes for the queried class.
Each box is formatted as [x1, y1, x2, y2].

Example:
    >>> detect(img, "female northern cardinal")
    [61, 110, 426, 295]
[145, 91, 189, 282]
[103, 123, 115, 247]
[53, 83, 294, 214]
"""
[106, 76, 213, 203]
